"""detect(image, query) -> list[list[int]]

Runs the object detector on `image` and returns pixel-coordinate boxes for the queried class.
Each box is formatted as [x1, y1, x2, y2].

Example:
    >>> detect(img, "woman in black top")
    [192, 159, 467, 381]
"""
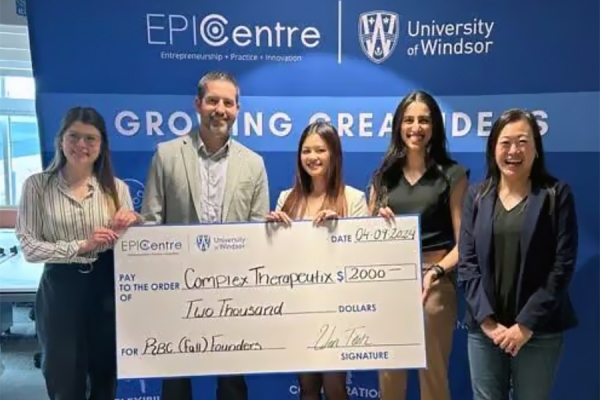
[370, 90, 469, 400]
[458, 109, 578, 400]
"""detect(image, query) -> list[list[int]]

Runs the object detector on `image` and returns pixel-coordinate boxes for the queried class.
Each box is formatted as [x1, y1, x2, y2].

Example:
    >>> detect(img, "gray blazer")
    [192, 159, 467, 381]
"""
[140, 132, 270, 224]
[275, 185, 369, 218]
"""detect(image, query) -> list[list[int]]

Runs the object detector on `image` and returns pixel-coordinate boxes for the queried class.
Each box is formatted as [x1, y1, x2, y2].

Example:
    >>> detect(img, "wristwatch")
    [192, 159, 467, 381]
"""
[431, 264, 445, 281]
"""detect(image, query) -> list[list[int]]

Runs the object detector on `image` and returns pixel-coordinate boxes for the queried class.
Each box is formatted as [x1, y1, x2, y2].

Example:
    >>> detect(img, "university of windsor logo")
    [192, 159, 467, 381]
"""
[196, 235, 211, 251]
[358, 11, 400, 64]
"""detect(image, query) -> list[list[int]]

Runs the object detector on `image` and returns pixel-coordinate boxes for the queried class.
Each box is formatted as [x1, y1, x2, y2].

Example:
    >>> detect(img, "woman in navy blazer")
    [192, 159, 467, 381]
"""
[458, 108, 578, 400]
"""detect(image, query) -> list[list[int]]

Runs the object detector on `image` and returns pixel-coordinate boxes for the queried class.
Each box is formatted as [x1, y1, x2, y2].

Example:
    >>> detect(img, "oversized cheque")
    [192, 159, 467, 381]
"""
[114, 216, 426, 379]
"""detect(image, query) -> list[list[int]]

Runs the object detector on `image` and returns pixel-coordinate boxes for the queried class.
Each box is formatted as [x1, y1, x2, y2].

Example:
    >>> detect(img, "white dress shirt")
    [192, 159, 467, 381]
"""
[15, 171, 134, 264]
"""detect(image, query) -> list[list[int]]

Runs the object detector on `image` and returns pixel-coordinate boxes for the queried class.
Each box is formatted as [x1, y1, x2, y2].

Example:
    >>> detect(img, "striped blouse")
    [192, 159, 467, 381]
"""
[15, 171, 134, 264]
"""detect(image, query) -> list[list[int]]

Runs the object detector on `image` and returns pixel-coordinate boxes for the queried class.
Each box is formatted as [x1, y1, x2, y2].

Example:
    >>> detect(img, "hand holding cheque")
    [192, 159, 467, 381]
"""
[114, 216, 427, 380]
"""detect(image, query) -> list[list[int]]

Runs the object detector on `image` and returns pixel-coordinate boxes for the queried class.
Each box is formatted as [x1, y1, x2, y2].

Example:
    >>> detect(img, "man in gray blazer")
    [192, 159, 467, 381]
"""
[140, 71, 270, 400]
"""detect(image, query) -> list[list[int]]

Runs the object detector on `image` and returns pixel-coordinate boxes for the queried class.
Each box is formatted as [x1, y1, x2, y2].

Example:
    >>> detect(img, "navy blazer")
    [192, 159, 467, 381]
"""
[457, 180, 579, 333]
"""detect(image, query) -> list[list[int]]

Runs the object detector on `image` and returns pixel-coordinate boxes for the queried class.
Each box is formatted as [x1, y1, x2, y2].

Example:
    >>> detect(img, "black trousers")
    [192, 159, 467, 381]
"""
[36, 250, 117, 400]
[161, 375, 248, 400]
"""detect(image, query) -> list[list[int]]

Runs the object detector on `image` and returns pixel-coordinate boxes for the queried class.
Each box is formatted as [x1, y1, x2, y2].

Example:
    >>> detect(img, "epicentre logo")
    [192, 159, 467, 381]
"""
[120, 238, 184, 256]
[358, 10, 496, 64]
[145, 13, 322, 63]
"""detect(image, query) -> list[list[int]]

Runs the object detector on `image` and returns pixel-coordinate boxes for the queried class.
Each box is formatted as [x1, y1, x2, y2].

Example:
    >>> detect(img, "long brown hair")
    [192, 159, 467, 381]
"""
[46, 106, 120, 214]
[281, 121, 347, 218]
[369, 90, 456, 214]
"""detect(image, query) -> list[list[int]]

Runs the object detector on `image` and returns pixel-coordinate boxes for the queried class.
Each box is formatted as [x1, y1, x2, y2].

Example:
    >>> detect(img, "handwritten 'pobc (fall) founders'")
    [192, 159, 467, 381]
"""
[114, 216, 427, 380]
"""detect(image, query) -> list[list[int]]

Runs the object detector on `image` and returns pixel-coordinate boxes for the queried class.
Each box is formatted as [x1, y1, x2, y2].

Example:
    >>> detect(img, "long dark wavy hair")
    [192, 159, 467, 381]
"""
[280, 121, 347, 218]
[369, 90, 456, 212]
[46, 106, 120, 213]
[477, 108, 557, 200]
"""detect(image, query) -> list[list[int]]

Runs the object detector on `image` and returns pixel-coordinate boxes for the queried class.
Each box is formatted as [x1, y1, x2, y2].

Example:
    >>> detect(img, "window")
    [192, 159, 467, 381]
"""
[0, 120, 5, 206]
[4, 76, 35, 100]
[3, 114, 43, 205]
[0, 23, 41, 207]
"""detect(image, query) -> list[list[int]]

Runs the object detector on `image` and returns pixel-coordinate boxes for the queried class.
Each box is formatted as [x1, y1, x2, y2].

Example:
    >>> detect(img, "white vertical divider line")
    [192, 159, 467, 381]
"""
[338, 0, 342, 64]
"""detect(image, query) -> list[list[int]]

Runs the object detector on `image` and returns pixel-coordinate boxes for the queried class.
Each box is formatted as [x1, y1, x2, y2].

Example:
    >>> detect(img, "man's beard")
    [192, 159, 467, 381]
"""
[205, 116, 231, 137]
[210, 124, 229, 137]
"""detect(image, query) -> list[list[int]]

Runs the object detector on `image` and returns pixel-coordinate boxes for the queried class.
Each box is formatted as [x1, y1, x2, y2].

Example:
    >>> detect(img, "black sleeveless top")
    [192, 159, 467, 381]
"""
[386, 163, 469, 252]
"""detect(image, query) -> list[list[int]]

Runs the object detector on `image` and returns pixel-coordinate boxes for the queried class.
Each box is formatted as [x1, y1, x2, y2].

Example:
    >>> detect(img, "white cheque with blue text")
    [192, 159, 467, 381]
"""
[114, 216, 427, 380]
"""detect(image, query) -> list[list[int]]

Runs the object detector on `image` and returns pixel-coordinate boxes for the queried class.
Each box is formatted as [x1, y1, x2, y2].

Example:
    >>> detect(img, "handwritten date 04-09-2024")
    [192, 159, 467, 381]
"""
[351, 226, 416, 243]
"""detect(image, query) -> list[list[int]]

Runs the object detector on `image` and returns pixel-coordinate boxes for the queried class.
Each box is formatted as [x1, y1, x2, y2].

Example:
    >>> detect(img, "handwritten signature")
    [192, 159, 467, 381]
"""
[313, 324, 372, 350]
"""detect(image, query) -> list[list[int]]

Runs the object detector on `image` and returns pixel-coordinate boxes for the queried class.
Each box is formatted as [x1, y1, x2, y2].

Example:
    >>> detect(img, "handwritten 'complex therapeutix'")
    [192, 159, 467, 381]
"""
[183, 266, 335, 290]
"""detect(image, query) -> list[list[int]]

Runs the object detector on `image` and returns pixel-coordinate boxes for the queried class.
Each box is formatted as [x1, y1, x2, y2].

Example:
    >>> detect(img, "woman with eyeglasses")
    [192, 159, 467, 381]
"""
[15, 106, 140, 400]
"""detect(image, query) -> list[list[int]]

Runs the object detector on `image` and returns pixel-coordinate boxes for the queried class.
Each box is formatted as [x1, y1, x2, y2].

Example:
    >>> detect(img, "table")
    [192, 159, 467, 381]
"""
[0, 229, 43, 369]
[0, 228, 42, 334]
[0, 229, 42, 304]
